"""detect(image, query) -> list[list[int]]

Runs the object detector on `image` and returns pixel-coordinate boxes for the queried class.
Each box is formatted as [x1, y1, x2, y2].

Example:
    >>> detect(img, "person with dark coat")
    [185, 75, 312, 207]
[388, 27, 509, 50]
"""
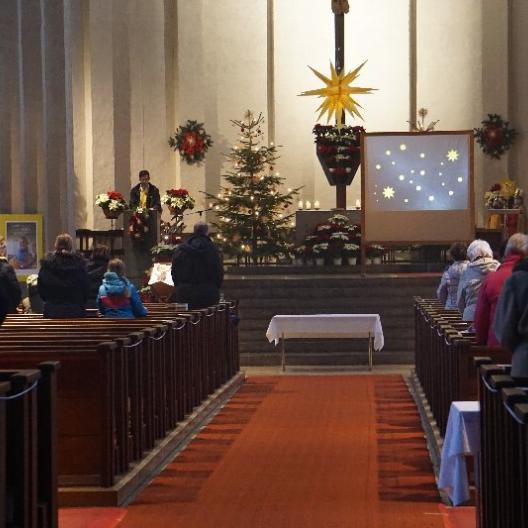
[0, 257, 22, 313]
[474, 233, 528, 346]
[129, 169, 162, 211]
[0, 273, 12, 325]
[171, 221, 223, 309]
[38, 233, 90, 318]
[494, 255, 528, 380]
[86, 244, 110, 309]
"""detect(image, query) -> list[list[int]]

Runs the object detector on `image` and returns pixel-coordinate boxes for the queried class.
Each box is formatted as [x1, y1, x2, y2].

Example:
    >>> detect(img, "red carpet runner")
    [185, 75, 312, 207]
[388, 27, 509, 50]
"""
[115, 375, 444, 528]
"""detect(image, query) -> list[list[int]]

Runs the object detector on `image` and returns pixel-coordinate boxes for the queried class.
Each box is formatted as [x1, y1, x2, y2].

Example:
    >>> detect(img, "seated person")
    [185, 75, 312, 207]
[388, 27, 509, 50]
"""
[38, 233, 90, 318]
[0, 255, 21, 314]
[436, 242, 468, 309]
[97, 258, 148, 318]
[457, 239, 499, 321]
[86, 244, 110, 309]
[474, 233, 528, 345]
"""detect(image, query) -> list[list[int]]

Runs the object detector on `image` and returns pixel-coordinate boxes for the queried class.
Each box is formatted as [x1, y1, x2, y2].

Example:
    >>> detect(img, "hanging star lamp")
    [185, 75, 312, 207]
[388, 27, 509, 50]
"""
[299, 60, 375, 129]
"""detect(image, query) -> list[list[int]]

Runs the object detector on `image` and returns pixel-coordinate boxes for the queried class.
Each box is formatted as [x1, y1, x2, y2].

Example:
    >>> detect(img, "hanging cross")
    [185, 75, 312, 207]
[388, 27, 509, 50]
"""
[332, 0, 349, 209]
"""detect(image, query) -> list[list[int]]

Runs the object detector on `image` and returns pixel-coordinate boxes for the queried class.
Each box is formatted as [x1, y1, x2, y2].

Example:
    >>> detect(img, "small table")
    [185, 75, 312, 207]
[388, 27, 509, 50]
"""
[438, 401, 480, 506]
[265, 314, 384, 371]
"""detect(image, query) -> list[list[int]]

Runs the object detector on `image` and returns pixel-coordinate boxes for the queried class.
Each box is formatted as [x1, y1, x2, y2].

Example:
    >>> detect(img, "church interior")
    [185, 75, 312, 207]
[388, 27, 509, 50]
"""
[1, 1, 528, 527]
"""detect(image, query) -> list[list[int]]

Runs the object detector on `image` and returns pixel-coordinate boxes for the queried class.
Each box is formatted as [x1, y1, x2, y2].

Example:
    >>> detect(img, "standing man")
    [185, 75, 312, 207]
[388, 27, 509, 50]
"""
[171, 221, 223, 309]
[130, 169, 162, 211]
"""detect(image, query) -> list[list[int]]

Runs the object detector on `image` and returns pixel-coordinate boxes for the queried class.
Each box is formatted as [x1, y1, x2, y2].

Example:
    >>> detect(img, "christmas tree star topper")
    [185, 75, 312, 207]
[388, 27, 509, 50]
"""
[300, 60, 376, 129]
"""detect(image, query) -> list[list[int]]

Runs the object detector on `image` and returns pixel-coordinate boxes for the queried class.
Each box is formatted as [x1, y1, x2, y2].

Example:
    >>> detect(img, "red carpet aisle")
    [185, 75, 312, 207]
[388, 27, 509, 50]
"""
[116, 375, 443, 528]
[438, 505, 476, 528]
[59, 508, 127, 528]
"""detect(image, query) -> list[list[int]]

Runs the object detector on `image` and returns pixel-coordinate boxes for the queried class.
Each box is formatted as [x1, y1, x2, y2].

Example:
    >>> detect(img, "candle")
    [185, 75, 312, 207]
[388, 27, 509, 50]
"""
[355, 199, 361, 209]
[298, 200, 304, 209]
[305, 200, 312, 209]
[314, 200, 320, 210]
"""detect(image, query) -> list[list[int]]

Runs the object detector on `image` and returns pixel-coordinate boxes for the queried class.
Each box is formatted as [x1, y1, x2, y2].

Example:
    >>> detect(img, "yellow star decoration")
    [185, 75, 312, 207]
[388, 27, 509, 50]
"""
[383, 186, 395, 199]
[299, 61, 375, 128]
[446, 149, 459, 162]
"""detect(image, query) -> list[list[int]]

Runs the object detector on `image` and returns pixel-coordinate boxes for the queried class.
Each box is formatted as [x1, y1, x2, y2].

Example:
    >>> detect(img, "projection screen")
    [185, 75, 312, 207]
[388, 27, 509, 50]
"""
[361, 131, 474, 244]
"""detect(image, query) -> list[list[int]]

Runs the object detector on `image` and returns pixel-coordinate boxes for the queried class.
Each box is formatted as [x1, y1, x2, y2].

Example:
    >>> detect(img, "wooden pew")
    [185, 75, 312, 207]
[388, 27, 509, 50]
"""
[0, 302, 240, 506]
[414, 297, 510, 435]
[1, 362, 59, 528]
[478, 364, 528, 528]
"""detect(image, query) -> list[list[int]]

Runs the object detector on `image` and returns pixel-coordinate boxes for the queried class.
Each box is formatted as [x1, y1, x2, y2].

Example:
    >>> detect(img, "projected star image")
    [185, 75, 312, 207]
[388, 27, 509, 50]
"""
[365, 135, 469, 212]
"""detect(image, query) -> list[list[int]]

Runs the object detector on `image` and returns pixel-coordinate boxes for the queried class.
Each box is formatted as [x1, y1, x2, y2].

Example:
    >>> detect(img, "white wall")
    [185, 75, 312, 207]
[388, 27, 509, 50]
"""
[0, 0, 524, 243]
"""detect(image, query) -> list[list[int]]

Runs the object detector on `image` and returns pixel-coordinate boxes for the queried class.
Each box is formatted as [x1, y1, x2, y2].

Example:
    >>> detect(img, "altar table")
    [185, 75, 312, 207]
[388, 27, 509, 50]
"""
[438, 401, 480, 506]
[265, 314, 384, 371]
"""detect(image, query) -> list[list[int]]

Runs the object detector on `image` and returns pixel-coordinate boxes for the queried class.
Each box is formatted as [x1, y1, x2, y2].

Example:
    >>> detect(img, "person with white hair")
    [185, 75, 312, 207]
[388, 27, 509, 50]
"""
[456, 239, 499, 321]
[474, 233, 528, 345]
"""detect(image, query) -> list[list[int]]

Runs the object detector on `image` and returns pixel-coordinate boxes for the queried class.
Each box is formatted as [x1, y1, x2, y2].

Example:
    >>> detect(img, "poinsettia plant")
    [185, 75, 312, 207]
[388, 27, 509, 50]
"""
[128, 207, 150, 241]
[95, 191, 128, 212]
[161, 188, 195, 212]
[169, 120, 213, 165]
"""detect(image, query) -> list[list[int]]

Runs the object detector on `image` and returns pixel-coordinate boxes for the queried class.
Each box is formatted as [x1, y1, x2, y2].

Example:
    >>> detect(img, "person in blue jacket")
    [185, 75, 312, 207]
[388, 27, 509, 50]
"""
[97, 258, 148, 318]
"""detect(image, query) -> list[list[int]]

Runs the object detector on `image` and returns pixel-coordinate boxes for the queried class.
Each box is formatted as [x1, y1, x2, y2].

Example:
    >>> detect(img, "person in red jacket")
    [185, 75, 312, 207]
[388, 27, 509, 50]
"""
[474, 232, 528, 345]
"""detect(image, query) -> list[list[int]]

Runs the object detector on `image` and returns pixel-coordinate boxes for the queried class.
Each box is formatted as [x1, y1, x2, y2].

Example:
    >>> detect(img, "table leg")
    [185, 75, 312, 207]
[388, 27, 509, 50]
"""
[368, 334, 373, 371]
[281, 333, 286, 372]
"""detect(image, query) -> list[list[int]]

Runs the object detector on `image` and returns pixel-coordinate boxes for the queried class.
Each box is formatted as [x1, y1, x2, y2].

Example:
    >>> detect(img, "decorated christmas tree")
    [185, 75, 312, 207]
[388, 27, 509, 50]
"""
[206, 111, 300, 264]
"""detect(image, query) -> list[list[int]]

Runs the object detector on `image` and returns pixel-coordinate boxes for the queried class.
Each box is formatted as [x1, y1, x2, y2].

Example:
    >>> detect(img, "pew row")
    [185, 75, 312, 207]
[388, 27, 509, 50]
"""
[413, 297, 510, 436]
[0, 302, 242, 507]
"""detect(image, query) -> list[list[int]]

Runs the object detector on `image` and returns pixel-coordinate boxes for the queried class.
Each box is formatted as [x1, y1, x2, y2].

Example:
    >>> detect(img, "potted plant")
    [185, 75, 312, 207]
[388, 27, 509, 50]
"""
[312, 242, 328, 266]
[329, 232, 348, 265]
[95, 191, 128, 220]
[150, 243, 178, 263]
[366, 244, 384, 265]
[160, 188, 195, 234]
[343, 243, 360, 265]
[293, 245, 306, 266]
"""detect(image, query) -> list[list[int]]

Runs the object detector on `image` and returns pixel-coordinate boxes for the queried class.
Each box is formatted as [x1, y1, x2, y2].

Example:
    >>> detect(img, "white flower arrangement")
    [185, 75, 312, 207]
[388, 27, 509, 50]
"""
[312, 242, 329, 255]
[95, 191, 128, 211]
[26, 274, 38, 287]
[330, 232, 349, 241]
[160, 189, 195, 211]
[343, 243, 359, 255]
[316, 224, 332, 231]
[328, 214, 349, 225]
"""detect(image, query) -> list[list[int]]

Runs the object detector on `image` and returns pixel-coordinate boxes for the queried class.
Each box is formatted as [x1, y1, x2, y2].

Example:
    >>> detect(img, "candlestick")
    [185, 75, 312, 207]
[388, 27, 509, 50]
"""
[298, 200, 304, 210]
[355, 199, 361, 209]
[305, 200, 312, 210]
[314, 200, 320, 210]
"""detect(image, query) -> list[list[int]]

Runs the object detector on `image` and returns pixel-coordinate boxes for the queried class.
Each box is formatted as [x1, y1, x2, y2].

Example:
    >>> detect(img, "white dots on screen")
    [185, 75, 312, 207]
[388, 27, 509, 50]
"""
[439, 172, 443, 176]
[448, 190, 454, 196]
[440, 162, 444, 166]
[441, 182, 446, 187]
[385, 150, 391, 156]
[420, 153, 426, 158]
[391, 161, 396, 165]
[428, 195, 434, 201]
[416, 185, 422, 191]
[375, 164, 381, 170]
[409, 180, 414, 184]
[457, 177, 463, 182]
[404, 198, 409, 203]
[399, 175, 405, 181]
[410, 169, 415, 174]
[400, 144, 407, 151]
[420, 170, 426, 176]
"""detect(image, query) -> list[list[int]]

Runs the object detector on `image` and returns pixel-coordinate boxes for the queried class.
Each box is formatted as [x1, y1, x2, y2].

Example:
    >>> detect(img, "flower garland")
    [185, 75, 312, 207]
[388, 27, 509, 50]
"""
[128, 208, 150, 241]
[474, 114, 517, 160]
[168, 120, 213, 165]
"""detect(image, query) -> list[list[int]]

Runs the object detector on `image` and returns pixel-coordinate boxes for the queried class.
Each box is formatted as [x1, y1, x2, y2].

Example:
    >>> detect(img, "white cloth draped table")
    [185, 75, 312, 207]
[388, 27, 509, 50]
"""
[266, 314, 384, 370]
[438, 401, 480, 506]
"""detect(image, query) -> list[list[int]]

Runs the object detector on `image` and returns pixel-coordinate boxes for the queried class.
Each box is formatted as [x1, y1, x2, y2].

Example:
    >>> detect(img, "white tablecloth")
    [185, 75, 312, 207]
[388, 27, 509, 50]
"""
[265, 314, 384, 351]
[438, 401, 480, 506]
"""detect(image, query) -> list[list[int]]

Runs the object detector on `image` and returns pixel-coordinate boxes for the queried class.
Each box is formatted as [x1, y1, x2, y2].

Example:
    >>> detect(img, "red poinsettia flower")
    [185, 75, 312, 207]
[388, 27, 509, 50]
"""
[107, 191, 125, 201]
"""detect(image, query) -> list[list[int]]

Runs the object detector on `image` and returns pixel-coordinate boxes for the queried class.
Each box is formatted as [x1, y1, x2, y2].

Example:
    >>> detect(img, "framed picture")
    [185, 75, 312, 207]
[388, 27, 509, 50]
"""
[0, 214, 44, 281]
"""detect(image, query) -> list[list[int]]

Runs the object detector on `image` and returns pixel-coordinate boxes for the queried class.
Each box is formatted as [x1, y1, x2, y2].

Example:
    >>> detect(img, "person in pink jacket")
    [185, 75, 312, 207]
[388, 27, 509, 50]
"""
[474, 233, 528, 345]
